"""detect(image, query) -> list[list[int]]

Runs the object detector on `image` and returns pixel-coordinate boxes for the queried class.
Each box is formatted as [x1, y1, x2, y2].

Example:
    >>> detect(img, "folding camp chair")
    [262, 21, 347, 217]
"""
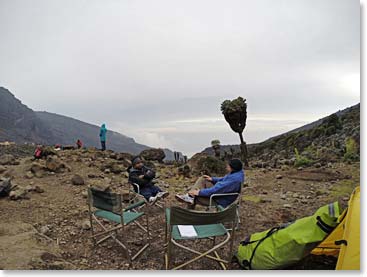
[87, 187, 150, 262]
[165, 203, 237, 270]
[208, 182, 244, 229]
[130, 182, 166, 209]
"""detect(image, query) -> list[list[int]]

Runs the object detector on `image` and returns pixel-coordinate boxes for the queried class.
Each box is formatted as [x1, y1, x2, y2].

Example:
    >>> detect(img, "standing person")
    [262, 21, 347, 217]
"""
[175, 158, 244, 209]
[99, 124, 107, 151]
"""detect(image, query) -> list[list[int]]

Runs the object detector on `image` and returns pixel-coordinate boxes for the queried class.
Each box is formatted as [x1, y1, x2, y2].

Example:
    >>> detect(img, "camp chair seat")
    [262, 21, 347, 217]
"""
[172, 224, 227, 240]
[94, 210, 144, 225]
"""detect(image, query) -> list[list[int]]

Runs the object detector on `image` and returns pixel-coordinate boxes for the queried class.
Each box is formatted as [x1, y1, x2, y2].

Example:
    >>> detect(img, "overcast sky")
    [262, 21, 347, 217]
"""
[0, 0, 360, 156]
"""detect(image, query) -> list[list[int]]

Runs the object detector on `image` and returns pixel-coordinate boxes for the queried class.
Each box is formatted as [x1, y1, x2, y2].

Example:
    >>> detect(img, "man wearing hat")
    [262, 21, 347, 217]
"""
[128, 156, 169, 204]
[175, 158, 244, 208]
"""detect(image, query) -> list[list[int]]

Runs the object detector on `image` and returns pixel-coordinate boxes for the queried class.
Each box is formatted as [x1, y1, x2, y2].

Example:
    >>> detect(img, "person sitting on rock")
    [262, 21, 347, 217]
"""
[76, 139, 83, 149]
[127, 156, 169, 204]
[34, 145, 43, 159]
[175, 158, 244, 209]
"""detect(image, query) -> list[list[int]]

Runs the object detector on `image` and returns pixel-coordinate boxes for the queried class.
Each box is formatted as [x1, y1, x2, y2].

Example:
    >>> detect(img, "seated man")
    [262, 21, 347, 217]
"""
[175, 158, 244, 208]
[127, 156, 169, 204]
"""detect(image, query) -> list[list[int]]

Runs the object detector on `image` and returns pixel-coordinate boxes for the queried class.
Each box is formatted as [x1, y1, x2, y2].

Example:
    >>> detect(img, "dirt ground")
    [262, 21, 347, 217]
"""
[0, 149, 360, 270]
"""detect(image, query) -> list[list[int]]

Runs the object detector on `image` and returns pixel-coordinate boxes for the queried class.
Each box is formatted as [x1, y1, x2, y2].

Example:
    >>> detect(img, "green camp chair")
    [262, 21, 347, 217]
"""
[87, 187, 150, 262]
[164, 203, 237, 270]
[208, 182, 244, 229]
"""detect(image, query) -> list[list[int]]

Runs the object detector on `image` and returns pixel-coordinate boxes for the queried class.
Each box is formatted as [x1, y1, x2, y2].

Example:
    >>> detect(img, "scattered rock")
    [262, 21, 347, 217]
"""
[9, 187, 29, 200]
[283, 204, 292, 208]
[0, 165, 6, 173]
[30, 163, 44, 178]
[0, 177, 12, 197]
[71, 175, 85, 186]
[81, 190, 88, 198]
[275, 175, 283, 179]
[110, 163, 124, 174]
[79, 220, 91, 230]
[45, 156, 66, 173]
[25, 171, 34, 179]
[0, 154, 17, 165]
[40, 226, 51, 235]
[315, 190, 324, 197]
[139, 148, 166, 163]
[87, 173, 97, 178]
[178, 164, 191, 177]
[34, 186, 44, 193]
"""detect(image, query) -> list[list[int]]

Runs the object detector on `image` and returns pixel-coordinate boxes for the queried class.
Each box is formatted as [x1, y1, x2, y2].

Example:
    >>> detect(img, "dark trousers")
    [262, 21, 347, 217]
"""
[101, 141, 106, 151]
[140, 185, 162, 200]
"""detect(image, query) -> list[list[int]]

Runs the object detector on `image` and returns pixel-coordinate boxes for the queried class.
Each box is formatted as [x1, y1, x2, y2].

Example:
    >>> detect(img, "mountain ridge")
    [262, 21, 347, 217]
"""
[0, 87, 177, 158]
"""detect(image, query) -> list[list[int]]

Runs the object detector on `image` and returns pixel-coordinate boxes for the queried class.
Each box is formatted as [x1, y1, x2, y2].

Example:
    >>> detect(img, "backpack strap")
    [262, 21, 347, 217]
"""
[241, 227, 281, 269]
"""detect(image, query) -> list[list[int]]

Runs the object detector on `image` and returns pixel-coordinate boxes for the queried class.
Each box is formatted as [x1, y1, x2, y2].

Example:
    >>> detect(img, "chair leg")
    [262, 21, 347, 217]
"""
[165, 233, 173, 270]
[228, 223, 236, 262]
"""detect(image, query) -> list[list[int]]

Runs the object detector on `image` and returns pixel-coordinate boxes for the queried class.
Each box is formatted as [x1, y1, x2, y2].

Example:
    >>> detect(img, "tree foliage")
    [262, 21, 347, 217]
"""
[221, 97, 247, 134]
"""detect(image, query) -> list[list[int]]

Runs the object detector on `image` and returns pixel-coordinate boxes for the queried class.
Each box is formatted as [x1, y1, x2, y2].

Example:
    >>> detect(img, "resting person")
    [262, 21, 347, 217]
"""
[127, 156, 169, 204]
[175, 158, 244, 208]
[76, 139, 83, 149]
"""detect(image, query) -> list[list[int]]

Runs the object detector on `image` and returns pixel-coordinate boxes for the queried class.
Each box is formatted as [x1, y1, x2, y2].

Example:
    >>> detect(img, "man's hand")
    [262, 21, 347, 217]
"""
[139, 175, 144, 179]
[188, 189, 200, 196]
[202, 175, 213, 182]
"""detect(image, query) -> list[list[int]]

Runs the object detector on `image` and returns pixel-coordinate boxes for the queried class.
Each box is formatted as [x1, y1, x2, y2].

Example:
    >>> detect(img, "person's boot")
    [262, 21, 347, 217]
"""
[175, 194, 194, 205]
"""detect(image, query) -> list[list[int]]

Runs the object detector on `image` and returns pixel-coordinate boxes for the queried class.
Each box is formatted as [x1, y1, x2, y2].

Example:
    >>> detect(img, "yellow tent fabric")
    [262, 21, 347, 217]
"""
[336, 186, 360, 270]
[311, 209, 347, 257]
[311, 186, 360, 270]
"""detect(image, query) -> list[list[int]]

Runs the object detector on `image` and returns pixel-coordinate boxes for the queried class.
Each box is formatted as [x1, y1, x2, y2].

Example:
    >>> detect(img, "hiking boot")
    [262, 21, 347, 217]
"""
[157, 191, 169, 199]
[175, 194, 194, 205]
[149, 196, 158, 205]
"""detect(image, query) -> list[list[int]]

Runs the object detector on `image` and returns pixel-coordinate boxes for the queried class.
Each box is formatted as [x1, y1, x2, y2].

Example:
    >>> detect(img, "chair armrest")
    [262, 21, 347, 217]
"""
[130, 182, 140, 194]
[209, 193, 239, 207]
[124, 199, 146, 211]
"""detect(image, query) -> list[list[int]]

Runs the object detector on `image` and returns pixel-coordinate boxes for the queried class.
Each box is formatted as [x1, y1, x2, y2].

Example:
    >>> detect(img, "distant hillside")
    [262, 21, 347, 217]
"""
[202, 103, 360, 166]
[0, 87, 55, 144]
[35, 111, 150, 154]
[0, 87, 179, 158]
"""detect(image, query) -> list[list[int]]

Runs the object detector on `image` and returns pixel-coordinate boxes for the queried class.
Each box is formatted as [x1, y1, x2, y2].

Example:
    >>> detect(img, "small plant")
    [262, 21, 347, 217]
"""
[294, 148, 312, 167]
[197, 156, 227, 175]
[211, 139, 221, 158]
[343, 137, 359, 162]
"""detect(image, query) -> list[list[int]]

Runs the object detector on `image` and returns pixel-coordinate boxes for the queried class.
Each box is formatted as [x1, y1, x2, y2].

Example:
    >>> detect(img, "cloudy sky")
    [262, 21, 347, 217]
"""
[0, 0, 360, 156]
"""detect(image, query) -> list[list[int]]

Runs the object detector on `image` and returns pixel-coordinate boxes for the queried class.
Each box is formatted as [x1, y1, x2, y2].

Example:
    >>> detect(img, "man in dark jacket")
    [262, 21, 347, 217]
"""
[128, 156, 169, 204]
[175, 158, 244, 208]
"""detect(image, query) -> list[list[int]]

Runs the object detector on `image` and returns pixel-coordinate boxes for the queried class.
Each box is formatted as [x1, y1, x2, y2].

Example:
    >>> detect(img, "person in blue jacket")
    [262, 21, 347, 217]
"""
[99, 124, 107, 151]
[175, 158, 244, 208]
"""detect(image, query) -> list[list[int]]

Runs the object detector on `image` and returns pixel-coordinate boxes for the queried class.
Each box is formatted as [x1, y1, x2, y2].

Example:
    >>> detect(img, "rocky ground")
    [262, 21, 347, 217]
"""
[0, 147, 360, 270]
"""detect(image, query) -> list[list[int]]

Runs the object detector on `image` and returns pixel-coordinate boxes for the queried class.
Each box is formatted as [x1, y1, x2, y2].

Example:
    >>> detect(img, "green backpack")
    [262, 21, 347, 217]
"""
[236, 202, 340, 270]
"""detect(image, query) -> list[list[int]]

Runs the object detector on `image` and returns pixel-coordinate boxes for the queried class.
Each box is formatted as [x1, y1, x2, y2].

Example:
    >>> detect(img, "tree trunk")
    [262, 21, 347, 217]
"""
[239, 132, 249, 167]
